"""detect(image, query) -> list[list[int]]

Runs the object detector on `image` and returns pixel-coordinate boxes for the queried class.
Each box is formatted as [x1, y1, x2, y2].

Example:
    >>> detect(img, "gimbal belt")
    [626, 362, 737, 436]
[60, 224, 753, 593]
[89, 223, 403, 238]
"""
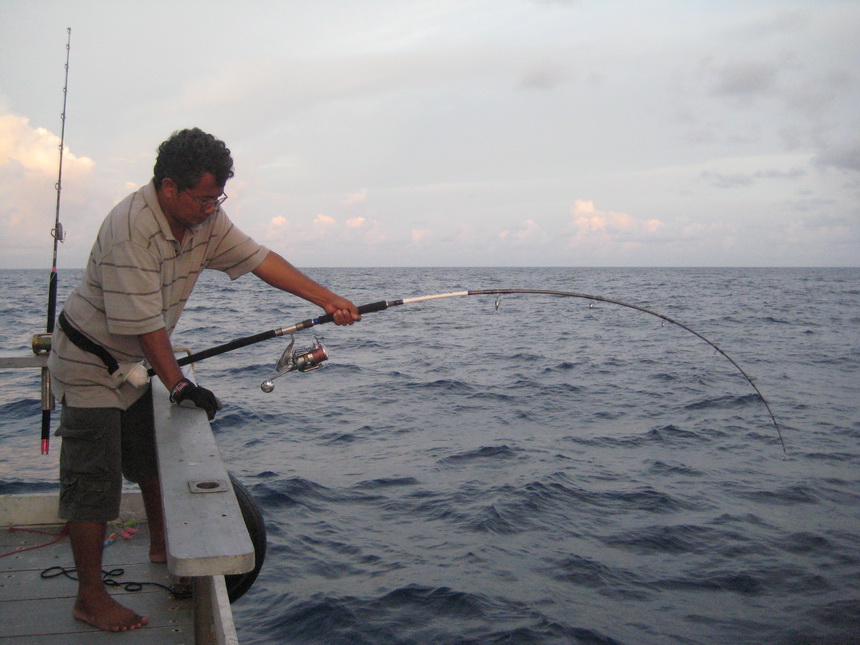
[57, 311, 120, 375]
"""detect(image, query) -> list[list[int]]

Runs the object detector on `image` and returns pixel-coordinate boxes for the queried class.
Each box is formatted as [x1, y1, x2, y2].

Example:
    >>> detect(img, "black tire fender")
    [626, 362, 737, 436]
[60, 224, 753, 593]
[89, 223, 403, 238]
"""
[225, 472, 267, 603]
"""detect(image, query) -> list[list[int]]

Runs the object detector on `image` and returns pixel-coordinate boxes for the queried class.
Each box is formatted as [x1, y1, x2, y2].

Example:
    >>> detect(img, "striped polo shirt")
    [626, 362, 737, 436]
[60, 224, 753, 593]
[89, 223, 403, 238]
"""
[48, 179, 269, 409]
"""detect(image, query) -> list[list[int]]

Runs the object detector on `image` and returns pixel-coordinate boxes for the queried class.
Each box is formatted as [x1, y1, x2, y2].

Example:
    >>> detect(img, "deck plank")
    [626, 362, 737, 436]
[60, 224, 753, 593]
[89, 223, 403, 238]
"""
[2, 625, 193, 645]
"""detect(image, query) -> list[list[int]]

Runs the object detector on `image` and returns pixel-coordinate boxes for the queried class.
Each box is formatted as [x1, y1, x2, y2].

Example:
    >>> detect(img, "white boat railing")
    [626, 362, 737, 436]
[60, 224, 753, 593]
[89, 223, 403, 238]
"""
[152, 372, 255, 645]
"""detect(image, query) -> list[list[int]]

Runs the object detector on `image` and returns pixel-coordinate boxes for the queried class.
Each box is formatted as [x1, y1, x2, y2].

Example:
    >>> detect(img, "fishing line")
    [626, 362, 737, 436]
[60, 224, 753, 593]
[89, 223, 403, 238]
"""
[158, 288, 787, 457]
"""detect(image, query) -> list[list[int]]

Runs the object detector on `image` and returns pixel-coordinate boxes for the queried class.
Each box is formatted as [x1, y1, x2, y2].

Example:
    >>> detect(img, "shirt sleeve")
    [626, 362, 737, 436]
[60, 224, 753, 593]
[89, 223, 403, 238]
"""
[204, 211, 269, 280]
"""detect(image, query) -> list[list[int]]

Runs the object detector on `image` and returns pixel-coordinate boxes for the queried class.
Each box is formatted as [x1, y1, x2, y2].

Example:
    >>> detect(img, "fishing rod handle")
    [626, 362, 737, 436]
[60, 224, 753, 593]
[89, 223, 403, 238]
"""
[313, 300, 391, 326]
[147, 329, 279, 376]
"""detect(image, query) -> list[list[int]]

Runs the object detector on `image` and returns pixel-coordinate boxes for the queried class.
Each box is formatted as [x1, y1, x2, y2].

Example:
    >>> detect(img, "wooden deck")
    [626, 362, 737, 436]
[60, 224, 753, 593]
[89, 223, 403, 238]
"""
[0, 496, 194, 643]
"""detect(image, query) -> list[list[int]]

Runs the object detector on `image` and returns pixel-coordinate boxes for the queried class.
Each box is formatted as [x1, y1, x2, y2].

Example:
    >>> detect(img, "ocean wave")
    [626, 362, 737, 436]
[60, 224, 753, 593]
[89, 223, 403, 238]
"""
[653, 570, 765, 595]
[601, 523, 725, 555]
[0, 480, 59, 495]
[644, 460, 706, 477]
[437, 445, 519, 465]
[684, 393, 761, 410]
[0, 397, 41, 417]
[352, 476, 420, 490]
[246, 586, 622, 645]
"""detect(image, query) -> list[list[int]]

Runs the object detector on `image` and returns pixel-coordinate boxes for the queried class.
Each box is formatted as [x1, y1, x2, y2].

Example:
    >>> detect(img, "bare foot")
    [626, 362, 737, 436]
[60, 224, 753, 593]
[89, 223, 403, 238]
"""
[74, 593, 149, 632]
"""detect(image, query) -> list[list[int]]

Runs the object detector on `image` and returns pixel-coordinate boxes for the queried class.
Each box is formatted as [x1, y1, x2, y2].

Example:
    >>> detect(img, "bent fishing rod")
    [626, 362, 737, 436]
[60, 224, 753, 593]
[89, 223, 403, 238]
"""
[38, 28, 72, 455]
[153, 288, 787, 457]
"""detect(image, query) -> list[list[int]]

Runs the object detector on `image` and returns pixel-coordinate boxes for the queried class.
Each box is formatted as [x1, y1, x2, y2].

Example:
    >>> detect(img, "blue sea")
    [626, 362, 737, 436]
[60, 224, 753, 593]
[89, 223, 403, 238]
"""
[1, 267, 858, 644]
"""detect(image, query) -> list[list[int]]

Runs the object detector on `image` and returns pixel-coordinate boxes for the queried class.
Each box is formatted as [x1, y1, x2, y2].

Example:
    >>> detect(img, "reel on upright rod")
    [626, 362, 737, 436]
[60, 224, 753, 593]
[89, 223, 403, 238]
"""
[260, 335, 328, 392]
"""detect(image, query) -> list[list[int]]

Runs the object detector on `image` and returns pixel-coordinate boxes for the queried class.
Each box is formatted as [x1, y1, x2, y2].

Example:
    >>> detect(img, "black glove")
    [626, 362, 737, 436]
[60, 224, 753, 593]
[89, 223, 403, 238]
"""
[169, 378, 223, 420]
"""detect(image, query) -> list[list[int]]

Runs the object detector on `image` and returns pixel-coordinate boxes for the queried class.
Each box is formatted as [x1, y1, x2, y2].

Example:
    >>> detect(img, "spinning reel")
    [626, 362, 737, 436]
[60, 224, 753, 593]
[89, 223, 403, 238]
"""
[260, 335, 328, 392]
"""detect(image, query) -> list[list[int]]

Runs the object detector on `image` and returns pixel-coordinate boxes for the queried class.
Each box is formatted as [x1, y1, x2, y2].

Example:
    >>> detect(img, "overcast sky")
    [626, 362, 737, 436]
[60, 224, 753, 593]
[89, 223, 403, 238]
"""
[1, 0, 858, 269]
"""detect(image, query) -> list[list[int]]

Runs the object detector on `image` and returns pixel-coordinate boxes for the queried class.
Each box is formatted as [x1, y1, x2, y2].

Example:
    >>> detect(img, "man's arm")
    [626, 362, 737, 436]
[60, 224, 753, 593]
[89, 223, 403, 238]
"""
[251, 251, 361, 326]
[138, 327, 184, 391]
[139, 326, 221, 419]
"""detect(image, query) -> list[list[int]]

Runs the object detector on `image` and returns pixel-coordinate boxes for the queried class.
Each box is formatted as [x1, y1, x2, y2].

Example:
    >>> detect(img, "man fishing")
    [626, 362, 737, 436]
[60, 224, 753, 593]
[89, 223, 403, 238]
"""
[47, 127, 361, 632]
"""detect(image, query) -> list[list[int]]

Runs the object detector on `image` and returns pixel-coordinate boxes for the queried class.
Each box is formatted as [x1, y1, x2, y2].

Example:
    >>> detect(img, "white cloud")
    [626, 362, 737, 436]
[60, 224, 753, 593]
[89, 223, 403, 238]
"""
[342, 188, 369, 207]
[643, 219, 663, 234]
[0, 113, 97, 265]
[313, 214, 337, 228]
[0, 113, 95, 176]
[570, 200, 664, 247]
[499, 219, 547, 244]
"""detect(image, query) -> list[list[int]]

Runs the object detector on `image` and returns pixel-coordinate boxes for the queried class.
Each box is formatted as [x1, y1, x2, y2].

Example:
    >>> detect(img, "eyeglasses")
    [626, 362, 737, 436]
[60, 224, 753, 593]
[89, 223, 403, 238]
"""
[183, 190, 228, 211]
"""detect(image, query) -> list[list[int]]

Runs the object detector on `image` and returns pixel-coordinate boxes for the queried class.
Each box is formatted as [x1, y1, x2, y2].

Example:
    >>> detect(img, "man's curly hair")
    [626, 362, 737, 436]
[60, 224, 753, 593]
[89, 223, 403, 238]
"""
[153, 128, 234, 191]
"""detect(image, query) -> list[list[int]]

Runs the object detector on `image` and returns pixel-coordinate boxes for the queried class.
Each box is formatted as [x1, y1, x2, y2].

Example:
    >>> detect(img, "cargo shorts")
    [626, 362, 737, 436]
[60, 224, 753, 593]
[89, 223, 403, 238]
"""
[56, 389, 158, 523]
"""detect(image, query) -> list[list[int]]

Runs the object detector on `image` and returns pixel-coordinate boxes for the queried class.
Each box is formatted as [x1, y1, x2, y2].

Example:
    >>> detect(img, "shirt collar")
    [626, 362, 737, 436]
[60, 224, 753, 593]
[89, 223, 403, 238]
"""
[142, 179, 181, 242]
